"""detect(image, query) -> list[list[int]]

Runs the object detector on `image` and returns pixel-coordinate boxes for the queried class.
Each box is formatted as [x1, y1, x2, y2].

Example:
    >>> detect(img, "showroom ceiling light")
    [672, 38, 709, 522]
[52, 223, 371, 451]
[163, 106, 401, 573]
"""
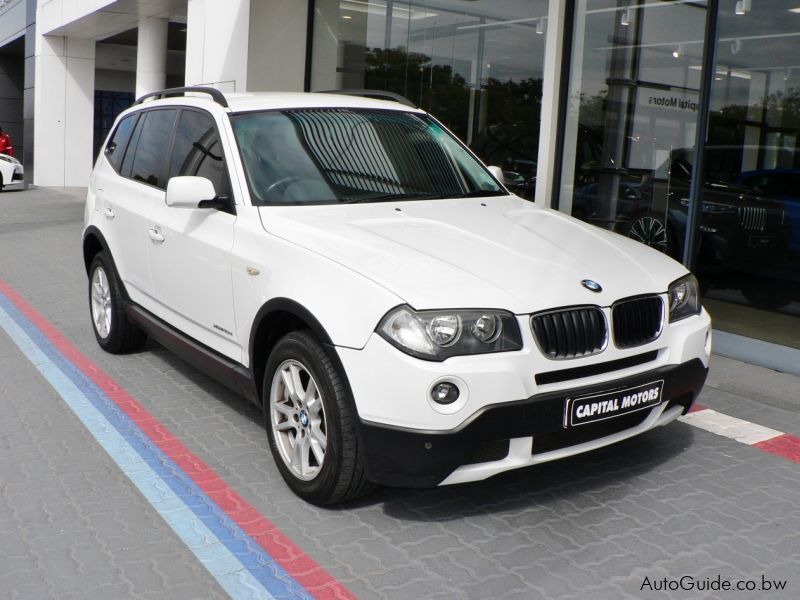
[536, 18, 547, 35]
[672, 44, 684, 59]
[731, 38, 742, 54]
[620, 8, 632, 26]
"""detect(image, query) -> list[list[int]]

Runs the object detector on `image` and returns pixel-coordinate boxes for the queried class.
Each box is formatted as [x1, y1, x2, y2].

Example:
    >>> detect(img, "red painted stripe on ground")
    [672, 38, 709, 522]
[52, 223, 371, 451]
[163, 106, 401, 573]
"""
[688, 403, 706, 413]
[753, 434, 800, 464]
[0, 278, 355, 600]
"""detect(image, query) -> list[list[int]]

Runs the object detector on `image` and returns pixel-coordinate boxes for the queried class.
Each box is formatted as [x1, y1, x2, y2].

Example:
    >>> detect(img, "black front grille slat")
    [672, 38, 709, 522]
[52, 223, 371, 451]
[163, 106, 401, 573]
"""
[612, 296, 663, 349]
[739, 206, 767, 231]
[535, 350, 659, 386]
[532, 306, 606, 359]
[565, 312, 578, 357]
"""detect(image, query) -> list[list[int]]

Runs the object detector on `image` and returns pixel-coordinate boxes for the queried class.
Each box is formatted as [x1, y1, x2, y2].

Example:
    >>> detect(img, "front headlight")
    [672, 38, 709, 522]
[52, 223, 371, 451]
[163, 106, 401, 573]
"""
[701, 201, 736, 214]
[668, 273, 701, 322]
[377, 306, 523, 361]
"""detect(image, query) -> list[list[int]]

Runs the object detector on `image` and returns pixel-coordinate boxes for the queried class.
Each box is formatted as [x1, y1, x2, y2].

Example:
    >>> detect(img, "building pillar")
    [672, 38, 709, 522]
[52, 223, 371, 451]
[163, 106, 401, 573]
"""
[535, 0, 569, 208]
[186, 0, 250, 92]
[135, 17, 168, 99]
[23, 0, 36, 185]
[247, 0, 309, 92]
[33, 34, 95, 187]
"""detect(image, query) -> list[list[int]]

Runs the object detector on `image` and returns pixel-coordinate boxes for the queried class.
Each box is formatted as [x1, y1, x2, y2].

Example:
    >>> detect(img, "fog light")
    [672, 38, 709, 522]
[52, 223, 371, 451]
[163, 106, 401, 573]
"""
[431, 382, 460, 405]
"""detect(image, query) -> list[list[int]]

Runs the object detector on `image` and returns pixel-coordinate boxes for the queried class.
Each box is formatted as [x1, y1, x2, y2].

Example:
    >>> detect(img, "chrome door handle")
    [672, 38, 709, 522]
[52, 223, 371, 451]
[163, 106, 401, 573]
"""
[103, 207, 115, 219]
[148, 228, 165, 243]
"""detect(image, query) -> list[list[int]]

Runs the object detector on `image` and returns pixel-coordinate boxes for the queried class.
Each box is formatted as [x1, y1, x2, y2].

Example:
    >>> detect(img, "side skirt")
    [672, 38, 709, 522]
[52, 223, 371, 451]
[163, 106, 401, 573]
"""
[124, 302, 260, 405]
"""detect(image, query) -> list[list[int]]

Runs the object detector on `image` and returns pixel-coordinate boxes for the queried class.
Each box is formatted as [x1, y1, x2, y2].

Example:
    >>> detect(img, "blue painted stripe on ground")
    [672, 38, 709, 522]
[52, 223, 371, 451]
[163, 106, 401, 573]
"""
[0, 294, 311, 600]
[0, 293, 309, 597]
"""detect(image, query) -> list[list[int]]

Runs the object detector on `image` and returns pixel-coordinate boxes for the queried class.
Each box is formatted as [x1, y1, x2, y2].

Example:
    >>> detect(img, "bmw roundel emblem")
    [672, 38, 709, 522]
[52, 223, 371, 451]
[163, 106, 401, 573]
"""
[581, 279, 602, 293]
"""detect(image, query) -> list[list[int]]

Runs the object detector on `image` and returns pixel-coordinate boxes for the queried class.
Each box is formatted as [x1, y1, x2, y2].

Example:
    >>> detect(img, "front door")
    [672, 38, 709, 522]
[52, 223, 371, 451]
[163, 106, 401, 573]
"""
[147, 109, 239, 361]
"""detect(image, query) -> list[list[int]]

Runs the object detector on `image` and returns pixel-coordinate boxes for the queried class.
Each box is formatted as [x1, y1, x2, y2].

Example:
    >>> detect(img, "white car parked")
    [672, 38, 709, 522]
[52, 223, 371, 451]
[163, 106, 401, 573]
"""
[83, 87, 711, 504]
[0, 152, 24, 190]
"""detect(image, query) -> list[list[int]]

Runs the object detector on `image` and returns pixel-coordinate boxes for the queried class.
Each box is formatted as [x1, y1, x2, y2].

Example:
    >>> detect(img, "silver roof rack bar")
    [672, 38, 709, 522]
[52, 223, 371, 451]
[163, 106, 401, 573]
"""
[135, 86, 229, 109]
[316, 89, 417, 109]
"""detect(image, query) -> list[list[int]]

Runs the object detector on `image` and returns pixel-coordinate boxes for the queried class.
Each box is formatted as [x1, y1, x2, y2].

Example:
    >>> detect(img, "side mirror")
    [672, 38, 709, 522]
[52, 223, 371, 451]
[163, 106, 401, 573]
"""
[487, 165, 505, 185]
[166, 176, 216, 209]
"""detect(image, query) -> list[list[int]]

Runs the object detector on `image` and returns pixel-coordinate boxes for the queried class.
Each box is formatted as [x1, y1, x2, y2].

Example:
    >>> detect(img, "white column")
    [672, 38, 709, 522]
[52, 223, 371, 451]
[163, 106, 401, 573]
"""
[535, 0, 569, 208]
[186, 0, 250, 92]
[135, 17, 168, 99]
[33, 34, 95, 187]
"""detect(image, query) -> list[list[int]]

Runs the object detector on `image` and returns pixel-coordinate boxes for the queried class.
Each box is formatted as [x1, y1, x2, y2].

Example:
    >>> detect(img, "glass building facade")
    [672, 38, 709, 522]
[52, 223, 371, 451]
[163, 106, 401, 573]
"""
[310, 0, 800, 353]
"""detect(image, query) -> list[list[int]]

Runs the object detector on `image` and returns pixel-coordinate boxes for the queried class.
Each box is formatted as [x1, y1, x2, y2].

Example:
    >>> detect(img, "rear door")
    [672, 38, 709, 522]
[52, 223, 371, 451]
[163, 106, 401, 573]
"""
[95, 109, 177, 306]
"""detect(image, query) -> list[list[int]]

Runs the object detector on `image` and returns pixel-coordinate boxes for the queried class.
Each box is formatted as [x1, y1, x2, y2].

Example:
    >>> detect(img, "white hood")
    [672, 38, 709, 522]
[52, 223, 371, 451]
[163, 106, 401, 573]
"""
[259, 196, 688, 314]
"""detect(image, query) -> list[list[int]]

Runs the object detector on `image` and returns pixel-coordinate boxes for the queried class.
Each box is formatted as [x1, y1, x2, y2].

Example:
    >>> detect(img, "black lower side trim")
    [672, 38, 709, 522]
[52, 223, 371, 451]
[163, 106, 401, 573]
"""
[124, 302, 260, 404]
[358, 359, 708, 488]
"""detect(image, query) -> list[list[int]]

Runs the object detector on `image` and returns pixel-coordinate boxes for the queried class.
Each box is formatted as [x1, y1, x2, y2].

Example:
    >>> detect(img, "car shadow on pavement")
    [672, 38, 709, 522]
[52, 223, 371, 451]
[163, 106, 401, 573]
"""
[143, 341, 696, 518]
[366, 423, 696, 519]
[145, 342, 265, 423]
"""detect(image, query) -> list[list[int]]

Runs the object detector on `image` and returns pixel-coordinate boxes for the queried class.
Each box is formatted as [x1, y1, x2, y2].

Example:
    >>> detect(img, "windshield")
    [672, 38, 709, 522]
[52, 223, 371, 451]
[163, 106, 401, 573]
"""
[230, 108, 506, 205]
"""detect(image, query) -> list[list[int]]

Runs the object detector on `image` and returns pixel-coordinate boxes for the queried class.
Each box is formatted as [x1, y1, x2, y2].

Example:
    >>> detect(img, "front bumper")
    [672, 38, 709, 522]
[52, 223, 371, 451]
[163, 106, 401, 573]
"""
[4, 164, 25, 189]
[358, 358, 708, 487]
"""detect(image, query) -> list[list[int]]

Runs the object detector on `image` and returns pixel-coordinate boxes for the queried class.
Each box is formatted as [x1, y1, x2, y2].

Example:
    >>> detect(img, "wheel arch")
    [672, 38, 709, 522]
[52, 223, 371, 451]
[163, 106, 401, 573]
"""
[83, 226, 111, 273]
[83, 226, 132, 301]
[249, 298, 338, 405]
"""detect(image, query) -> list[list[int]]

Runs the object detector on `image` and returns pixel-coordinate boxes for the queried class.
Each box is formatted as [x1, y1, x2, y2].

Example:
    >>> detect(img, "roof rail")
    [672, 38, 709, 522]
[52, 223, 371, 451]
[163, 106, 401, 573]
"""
[316, 89, 417, 109]
[135, 86, 229, 109]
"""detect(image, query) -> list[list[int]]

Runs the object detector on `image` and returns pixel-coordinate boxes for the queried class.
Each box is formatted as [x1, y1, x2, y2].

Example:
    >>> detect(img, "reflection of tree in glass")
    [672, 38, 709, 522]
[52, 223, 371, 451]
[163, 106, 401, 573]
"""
[363, 47, 471, 139]
[359, 46, 544, 192]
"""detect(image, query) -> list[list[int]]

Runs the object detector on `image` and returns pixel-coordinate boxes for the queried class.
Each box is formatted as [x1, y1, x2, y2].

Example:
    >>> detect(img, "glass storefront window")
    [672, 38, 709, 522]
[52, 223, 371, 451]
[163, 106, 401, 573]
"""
[310, 0, 549, 197]
[698, 1, 800, 348]
[558, 0, 708, 261]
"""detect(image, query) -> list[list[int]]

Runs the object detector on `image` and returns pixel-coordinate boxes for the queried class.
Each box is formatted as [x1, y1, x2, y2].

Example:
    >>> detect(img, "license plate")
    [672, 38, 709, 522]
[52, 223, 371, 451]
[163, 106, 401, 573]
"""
[565, 380, 665, 428]
[748, 235, 775, 247]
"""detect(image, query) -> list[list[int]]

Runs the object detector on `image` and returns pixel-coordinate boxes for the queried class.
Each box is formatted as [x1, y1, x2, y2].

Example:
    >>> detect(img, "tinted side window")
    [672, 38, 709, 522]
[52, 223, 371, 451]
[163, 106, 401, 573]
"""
[129, 109, 177, 189]
[105, 113, 138, 172]
[169, 110, 231, 198]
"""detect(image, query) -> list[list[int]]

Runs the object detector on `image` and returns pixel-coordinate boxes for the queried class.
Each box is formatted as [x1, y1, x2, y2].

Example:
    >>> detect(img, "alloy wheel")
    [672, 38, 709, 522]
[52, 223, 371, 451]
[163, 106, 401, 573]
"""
[90, 266, 113, 339]
[628, 215, 669, 253]
[269, 359, 328, 481]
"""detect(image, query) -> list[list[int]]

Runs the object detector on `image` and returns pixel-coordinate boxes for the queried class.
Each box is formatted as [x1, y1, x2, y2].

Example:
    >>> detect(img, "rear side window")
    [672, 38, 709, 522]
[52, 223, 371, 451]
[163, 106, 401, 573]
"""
[129, 109, 177, 189]
[104, 114, 138, 172]
[169, 110, 231, 199]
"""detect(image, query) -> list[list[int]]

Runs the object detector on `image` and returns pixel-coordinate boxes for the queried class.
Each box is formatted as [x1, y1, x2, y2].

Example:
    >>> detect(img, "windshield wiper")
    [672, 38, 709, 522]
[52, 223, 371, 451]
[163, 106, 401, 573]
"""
[449, 190, 509, 199]
[339, 193, 444, 204]
[339, 189, 508, 204]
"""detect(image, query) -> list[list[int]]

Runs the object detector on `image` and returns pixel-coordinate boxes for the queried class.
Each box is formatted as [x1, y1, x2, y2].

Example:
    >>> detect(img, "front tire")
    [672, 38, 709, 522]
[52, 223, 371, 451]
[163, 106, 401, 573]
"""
[264, 330, 374, 504]
[88, 252, 147, 353]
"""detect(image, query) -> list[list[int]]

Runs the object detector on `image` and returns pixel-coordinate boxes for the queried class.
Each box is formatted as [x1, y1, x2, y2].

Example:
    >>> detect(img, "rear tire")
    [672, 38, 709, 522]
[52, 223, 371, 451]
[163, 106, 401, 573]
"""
[264, 330, 374, 505]
[88, 252, 147, 353]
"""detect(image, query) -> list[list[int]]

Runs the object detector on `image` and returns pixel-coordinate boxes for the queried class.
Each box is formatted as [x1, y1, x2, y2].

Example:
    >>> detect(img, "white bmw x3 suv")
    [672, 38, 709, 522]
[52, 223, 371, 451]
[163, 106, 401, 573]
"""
[83, 87, 711, 504]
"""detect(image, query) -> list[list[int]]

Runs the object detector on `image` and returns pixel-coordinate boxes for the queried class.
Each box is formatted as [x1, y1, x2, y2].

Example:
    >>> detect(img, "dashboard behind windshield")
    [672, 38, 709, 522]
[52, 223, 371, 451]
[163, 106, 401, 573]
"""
[230, 108, 506, 206]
